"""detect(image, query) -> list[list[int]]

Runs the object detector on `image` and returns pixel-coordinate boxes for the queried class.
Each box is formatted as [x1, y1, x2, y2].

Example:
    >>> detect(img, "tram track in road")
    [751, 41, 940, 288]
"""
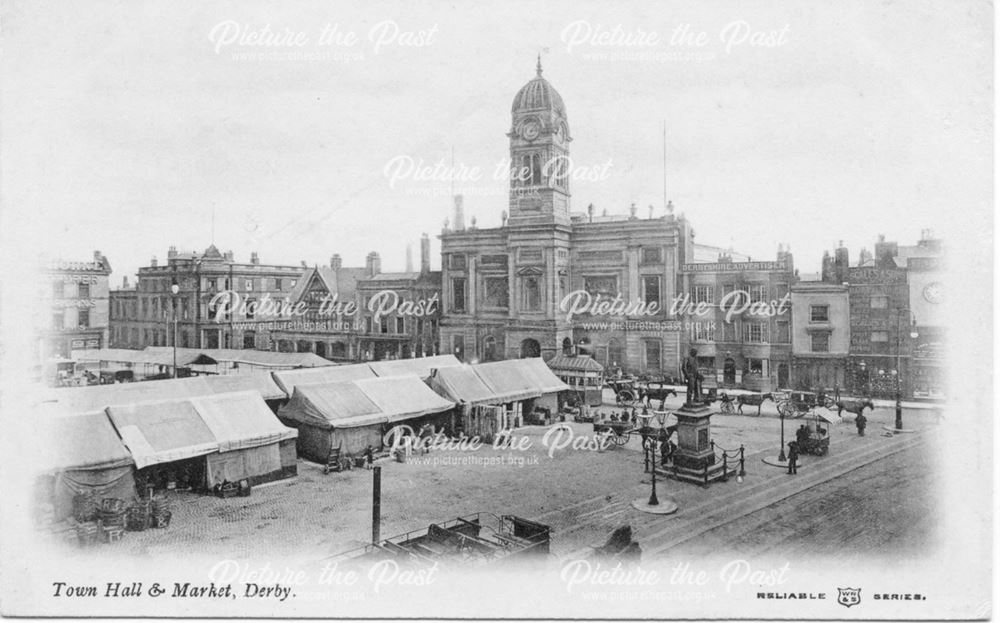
[548, 429, 929, 561]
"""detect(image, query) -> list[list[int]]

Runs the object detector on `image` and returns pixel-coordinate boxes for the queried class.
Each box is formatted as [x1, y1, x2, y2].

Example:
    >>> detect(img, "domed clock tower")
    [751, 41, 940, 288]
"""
[507, 56, 572, 227]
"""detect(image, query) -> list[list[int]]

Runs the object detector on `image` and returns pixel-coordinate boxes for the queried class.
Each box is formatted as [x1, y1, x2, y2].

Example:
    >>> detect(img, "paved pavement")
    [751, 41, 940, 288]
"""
[58, 394, 938, 561]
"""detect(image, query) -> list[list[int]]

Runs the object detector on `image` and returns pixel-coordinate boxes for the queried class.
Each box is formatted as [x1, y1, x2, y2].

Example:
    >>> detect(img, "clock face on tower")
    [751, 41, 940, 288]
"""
[922, 282, 943, 304]
[521, 119, 540, 141]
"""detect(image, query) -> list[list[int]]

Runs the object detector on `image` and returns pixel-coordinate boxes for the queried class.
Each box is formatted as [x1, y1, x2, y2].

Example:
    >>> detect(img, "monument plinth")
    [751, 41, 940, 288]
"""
[672, 401, 715, 470]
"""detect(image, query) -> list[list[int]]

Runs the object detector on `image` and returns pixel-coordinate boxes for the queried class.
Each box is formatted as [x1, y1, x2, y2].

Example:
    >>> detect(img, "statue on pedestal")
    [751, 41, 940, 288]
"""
[682, 347, 703, 406]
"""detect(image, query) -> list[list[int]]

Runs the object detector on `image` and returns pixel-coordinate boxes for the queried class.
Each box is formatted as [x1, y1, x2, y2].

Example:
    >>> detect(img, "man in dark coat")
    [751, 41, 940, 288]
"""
[856, 412, 867, 436]
[682, 348, 703, 405]
[786, 440, 799, 474]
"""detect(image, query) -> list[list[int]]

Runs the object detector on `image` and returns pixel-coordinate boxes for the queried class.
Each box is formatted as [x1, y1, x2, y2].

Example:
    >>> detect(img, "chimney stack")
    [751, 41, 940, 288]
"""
[366, 251, 382, 277]
[420, 233, 431, 275]
[93, 250, 103, 262]
[150, 256, 158, 267]
[122, 276, 130, 288]
[330, 254, 342, 270]
[453, 195, 465, 231]
[406, 243, 414, 272]
[167, 246, 177, 260]
[224, 250, 234, 261]
[250, 251, 259, 265]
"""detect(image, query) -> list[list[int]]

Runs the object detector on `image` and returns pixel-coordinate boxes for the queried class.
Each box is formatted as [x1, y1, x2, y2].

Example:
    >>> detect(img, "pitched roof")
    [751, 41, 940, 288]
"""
[368, 354, 461, 380]
[271, 363, 377, 395]
[545, 354, 605, 373]
[36, 408, 133, 473]
[279, 382, 385, 429]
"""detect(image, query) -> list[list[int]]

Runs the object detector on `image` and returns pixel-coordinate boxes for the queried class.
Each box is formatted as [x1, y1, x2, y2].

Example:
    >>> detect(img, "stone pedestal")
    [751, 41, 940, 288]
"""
[673, 402, 715, 470]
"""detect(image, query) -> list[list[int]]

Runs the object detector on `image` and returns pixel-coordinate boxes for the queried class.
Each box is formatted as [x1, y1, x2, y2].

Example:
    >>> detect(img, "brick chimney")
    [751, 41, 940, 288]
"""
[167, 246, 177, 260]
[366, 252, 381, 277]
[453, 195, 465, 231]
[150, 256, 158, 267]
[224, 250, 234, 261]
[330, 254, 342, 270]
[420, 233, 431, 275]
[406, 243, 414, 273]
[122, 276, 130, 288]
[250, 251, 259, 265]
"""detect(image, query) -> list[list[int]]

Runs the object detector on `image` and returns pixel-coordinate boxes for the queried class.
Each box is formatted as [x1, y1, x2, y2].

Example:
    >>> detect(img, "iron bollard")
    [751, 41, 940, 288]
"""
[722, 453, 729, 482]
[739, 445, 746, 477]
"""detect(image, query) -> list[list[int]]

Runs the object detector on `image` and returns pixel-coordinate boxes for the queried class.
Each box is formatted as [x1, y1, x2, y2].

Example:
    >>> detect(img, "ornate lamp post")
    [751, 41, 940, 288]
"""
[632, 409, 677, 514]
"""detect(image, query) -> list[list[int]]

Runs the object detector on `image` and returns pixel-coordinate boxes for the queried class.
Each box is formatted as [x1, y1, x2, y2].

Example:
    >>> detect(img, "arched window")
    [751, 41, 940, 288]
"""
[562, 337, 573, 356]
[520, 155, 531, 186]
[531, 153, 542, 185]
[483, 336, 497, 362]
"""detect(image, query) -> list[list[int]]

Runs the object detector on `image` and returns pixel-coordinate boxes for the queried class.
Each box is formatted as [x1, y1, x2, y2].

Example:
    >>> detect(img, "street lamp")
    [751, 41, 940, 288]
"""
[777, 402, 787, 462]
[171, 282, 180, 378]
[894, 310, 919, 431]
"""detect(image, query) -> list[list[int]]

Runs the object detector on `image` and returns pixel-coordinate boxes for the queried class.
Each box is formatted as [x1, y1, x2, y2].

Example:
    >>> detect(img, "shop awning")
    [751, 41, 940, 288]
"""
[426, 366, 501, 405]
[201, 373, 286, 401]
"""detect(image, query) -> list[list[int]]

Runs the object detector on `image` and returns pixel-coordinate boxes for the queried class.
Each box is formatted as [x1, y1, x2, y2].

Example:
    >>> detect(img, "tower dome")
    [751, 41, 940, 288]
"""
[511, 56, 566, 119]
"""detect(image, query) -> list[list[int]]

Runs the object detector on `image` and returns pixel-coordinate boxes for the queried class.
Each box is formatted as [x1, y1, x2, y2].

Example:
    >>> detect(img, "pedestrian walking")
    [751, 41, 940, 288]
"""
[856, 412, 867, 436]
[786, 440, 799, 475]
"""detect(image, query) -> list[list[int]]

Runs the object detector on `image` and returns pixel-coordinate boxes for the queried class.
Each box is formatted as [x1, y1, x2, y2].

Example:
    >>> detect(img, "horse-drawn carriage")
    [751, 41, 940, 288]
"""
[593, 410, 677, 448]
[774, 390, 836, 419]
[606, 376, 681, 409]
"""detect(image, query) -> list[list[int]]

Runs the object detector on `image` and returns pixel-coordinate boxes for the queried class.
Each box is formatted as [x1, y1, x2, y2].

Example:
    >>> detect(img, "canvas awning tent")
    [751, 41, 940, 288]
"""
[189, 391, 298, 485]
[201, 373, 285, 402]
[427, 365, 526, 406]
[278, 381, 386, 461]
[106, 392, 298, 486]
[470, 360, 546, 403]
[814, 409, 840, 425]
[368, 354, 462, 380]
[271, 363, 377, 396]
[518, 357, 572, 394]
[35, 407, 137, 520]
[354, 376, 455, 423]
[106, 398, 219, 470]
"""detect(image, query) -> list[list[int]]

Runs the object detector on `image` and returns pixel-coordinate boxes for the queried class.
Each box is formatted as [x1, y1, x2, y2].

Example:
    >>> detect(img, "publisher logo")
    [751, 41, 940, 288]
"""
[837, 587, 862, 608]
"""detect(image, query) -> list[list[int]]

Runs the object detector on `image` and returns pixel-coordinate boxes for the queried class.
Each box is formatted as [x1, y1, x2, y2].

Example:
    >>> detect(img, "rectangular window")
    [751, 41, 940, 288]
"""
[810, 305, 829, 322]
[245, 298, 255, 320]
[871, 330, 889, 343]
[52, 311, 64, 330]
[78, 282, 91, 298]
[246, 278, 254, 291]
[641, 247, 662, 264]
[811, 333, 830, 352]
[449, 254, 466, 271]
[694, 285, 714, 305]
[870, 295, 888, 309]
[451, 278, 467, 313]
[53, 282, 64, 298]
[275, 278, 283, 291]
[365, 317, 373, 333]
[748, 284, 767, 303]
[644, 339, 662, 370]
[243, 332, 256, 349]
[452, 335, 465, 360]
[693, 323, 715, 342]
[396, 317, 405, 334]
[380, 317, 389, 334]
[745, 358, 764, 375]
[742, 322, 768, 343]
[584, 275, 617, 298]
[521, 276, 541, 311]
[642, 275, 661, 306]
[483, 277, 509, 309]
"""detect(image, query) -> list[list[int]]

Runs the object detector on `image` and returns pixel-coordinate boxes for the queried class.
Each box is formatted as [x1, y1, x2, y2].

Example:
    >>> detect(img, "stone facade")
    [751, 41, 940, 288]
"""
[40, 251, 112, 358]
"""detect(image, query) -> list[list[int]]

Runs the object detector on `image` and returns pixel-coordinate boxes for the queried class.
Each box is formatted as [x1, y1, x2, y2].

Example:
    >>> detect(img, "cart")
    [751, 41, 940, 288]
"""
[323, 443, 353, 474]
[606, 378, 641, 407]
[797, 409, 838, 456]
[593, 419, 634, 446]
[775, 390, 835, 419]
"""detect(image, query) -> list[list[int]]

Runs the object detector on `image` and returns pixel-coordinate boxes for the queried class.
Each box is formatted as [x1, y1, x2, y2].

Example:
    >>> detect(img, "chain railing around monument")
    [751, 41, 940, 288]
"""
[709, 440, 746, 483]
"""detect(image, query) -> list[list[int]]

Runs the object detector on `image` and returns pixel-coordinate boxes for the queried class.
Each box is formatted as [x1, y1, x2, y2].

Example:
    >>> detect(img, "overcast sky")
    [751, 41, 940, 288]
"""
[1, 0, 991, 283]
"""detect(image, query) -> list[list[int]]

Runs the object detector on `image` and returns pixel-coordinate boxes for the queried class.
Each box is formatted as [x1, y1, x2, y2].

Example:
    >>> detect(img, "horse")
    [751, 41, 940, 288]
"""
[639, 382, 678, 409]
[836, 399, 875, 419]
[736, 392, 774, 416]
